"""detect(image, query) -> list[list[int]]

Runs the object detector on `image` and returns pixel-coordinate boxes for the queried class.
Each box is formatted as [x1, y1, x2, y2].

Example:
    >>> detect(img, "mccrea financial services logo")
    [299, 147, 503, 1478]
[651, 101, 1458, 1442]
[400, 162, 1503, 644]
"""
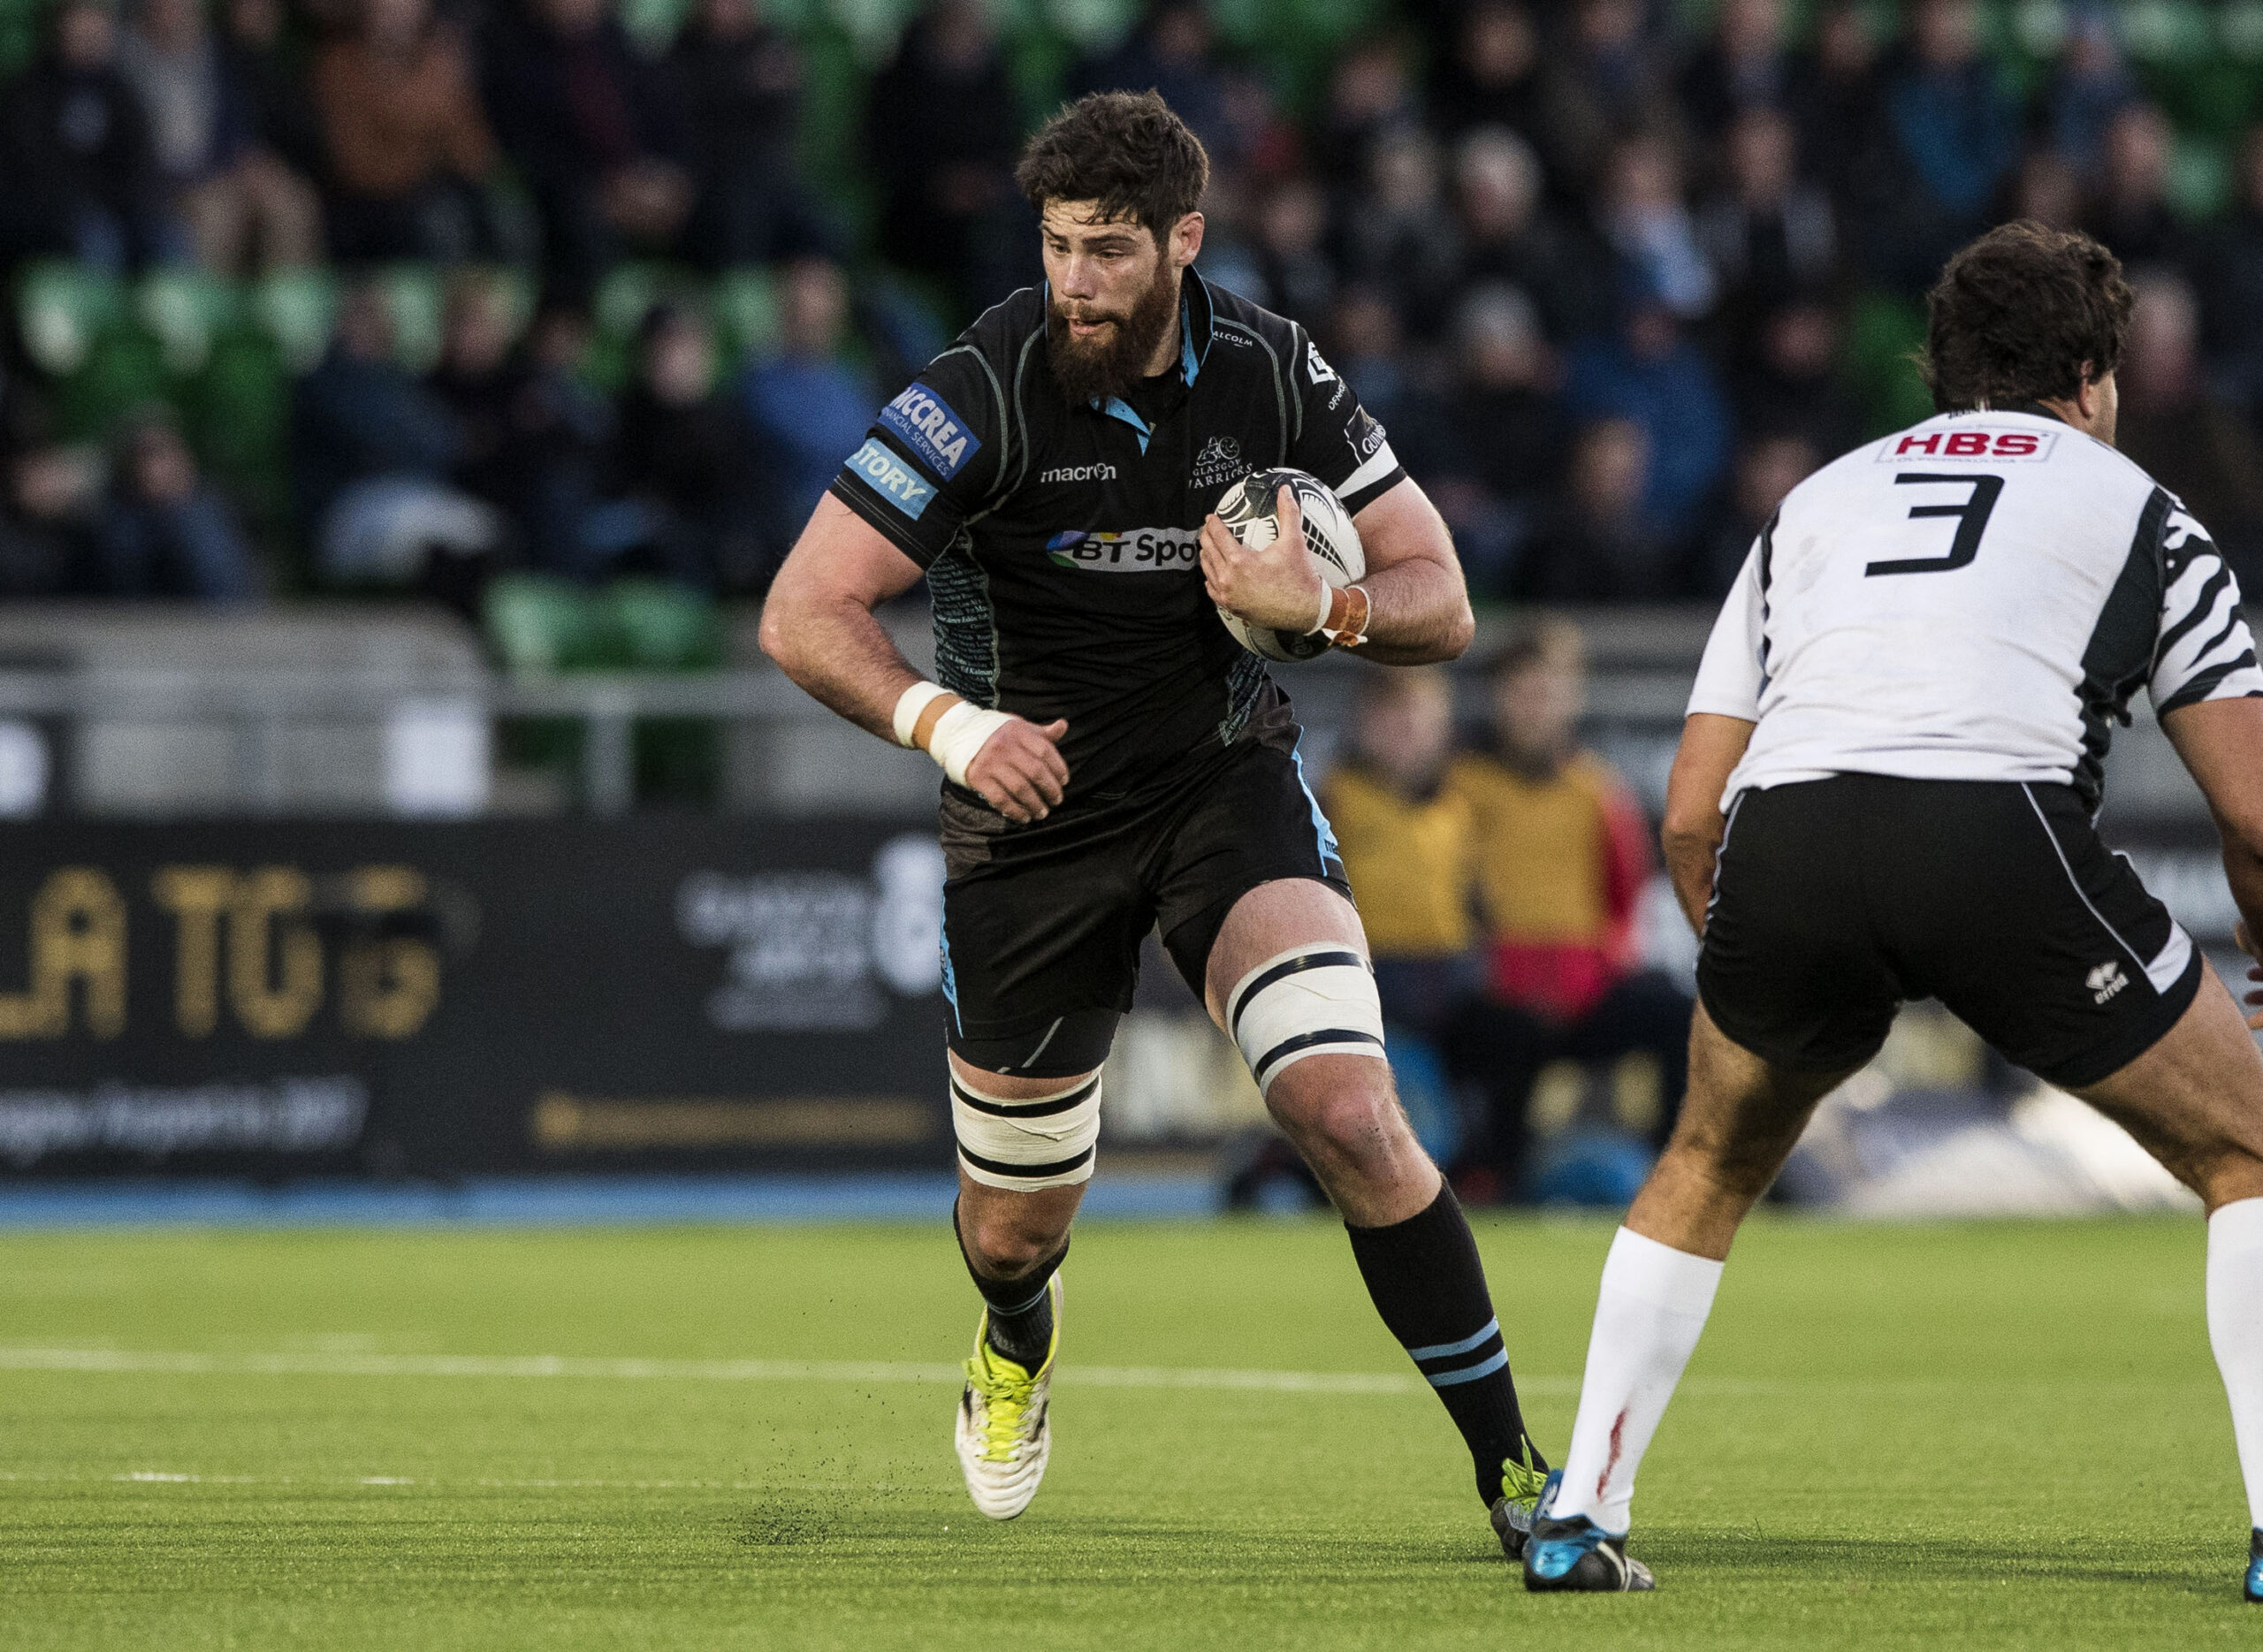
[880, 384, 980, 479]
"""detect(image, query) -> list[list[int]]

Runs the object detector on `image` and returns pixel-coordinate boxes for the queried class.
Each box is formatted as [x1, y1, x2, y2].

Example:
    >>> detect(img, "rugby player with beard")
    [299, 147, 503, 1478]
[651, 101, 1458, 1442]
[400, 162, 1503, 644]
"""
[760, 91, 1557, 1553]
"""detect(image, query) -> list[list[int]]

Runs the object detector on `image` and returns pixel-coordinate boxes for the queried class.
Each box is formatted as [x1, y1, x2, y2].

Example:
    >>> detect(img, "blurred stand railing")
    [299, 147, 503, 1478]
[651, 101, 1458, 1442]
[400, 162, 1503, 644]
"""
[0, 601, 2227, 824]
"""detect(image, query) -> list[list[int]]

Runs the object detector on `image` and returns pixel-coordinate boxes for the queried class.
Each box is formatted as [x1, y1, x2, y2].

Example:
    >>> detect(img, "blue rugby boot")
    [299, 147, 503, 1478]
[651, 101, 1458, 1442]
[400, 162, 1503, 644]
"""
[2246, 1528, 2262, 1602]
[1490, 1458, 1557, 1560]
[1521, 1508, 1655, 1593]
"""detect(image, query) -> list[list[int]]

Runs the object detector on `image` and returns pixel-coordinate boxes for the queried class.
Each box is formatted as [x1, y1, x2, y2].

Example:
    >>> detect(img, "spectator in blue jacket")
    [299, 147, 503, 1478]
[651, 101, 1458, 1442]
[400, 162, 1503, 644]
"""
[742, 259, 875, 529]
[292, 281, 499, 589]
[1865, 0, 2017, 290]
[1561, 293, 1731, 540]
[95, 413, 263, 600]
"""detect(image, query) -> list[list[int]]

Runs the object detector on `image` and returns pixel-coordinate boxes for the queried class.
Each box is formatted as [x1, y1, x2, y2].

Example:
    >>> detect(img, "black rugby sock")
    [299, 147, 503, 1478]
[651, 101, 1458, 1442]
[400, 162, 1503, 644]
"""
[955, 1204, 1066, 1372]
[1345, 1183, 1544, 1505]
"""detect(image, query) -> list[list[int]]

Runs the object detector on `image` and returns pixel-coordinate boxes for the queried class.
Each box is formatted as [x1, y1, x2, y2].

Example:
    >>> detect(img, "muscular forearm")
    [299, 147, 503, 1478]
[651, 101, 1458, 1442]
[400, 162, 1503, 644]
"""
[1663, 827, 1719, 934]
[763, 590, 924, 742]
[1355, 553, 1475, 665]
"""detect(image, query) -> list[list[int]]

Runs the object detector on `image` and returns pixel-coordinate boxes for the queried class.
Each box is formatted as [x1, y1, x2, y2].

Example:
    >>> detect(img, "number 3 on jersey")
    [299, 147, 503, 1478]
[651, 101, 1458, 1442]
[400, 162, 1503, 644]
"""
[1869, 473, 2004, 577]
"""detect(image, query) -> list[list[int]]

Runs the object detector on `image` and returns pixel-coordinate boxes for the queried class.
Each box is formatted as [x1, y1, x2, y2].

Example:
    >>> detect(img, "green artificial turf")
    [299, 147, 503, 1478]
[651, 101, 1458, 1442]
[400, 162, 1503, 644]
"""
[0, 1213, 2247, 1648]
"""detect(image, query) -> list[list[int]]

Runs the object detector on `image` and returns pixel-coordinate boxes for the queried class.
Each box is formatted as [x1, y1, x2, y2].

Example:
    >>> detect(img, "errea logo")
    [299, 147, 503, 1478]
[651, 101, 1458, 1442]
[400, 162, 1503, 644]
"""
[2088, 961, 2129, 1004]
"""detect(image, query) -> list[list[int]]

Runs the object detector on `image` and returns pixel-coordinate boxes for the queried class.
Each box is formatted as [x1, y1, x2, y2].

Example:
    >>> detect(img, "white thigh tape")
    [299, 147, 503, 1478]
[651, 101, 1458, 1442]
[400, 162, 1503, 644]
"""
[1226, 945, 1387, 1096]
[951, 1071, 1101, 1190]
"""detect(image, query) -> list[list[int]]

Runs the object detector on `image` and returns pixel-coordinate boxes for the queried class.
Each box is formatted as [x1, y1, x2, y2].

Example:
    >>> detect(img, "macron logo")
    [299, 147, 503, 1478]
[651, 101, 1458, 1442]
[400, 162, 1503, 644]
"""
[846, 439, 935, 520]
[879, 385, 979, 479]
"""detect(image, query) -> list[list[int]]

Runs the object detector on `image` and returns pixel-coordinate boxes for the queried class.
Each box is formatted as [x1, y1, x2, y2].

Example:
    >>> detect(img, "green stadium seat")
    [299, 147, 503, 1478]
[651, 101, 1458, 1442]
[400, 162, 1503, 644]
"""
[377, 263, 447, 374]
[1843, 291, 1933, 440]
[184, 324, 292, 522]
[1042, 0, 1134, 51]
[17, 261, 125, 377]
[56, 323, 172, 444]
[137, 269, 240, 377]
[252, 267, 340, 373]
[2170, 133, 2232, 221]
[484, 574, 629, 673]
[584, 262, 702, 390]
[607, 579, 724, 671]
[712, 266, 781, 368]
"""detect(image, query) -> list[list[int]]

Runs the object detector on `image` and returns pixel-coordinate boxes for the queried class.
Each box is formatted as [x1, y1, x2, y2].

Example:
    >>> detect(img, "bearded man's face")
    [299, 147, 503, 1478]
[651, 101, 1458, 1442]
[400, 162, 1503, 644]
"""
[1040, 202, 1185, 407]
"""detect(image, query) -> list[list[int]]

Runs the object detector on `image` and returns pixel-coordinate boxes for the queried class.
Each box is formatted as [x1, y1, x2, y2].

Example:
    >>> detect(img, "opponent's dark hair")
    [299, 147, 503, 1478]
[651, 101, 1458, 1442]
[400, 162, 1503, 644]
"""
[1921, 221, 2133, 413]
[1015, 90, 1209, 239]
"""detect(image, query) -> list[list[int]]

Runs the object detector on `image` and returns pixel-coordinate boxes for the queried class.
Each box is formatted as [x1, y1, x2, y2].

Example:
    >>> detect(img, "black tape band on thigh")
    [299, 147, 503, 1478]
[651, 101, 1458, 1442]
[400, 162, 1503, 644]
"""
[948, 1007, 1120, 1080]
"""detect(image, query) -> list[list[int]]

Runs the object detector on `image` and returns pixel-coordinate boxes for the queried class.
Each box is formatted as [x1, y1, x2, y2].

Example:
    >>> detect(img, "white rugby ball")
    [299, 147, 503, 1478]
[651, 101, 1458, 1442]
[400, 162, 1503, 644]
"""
[1213, 467, 1366, 662]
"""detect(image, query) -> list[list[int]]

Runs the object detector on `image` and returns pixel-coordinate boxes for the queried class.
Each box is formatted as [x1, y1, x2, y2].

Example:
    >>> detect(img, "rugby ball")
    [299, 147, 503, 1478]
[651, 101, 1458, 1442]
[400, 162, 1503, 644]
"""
[1213, 468, 1366, 662]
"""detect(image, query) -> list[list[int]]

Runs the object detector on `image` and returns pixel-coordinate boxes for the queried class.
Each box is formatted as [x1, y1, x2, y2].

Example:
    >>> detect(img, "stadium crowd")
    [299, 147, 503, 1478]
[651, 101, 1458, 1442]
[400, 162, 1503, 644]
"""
[5, 0, 2263, 605]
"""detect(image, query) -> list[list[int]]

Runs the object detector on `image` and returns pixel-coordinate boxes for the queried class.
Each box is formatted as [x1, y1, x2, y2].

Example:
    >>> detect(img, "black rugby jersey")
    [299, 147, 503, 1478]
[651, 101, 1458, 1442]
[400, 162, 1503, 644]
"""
[826, 270, 1406, 802]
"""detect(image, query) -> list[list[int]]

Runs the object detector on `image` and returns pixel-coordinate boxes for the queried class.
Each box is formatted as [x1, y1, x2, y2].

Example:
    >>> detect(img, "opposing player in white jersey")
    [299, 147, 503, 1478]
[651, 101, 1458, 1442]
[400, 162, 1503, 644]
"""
[1523, 222, 2263, 1597]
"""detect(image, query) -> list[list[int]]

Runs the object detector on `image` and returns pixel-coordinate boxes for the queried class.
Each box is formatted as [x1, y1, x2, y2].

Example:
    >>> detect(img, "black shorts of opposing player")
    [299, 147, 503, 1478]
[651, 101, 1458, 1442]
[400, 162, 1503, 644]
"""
[939, 704, 1350, 1077]
[1700, 774, 2202, 1086]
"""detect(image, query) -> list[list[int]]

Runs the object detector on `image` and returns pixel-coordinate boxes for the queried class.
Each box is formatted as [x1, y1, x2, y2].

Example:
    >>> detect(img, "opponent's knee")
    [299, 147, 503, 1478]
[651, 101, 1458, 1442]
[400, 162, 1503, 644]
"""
[1225, 944, 1388, 1098]
[951, 1070, 1101, 1191]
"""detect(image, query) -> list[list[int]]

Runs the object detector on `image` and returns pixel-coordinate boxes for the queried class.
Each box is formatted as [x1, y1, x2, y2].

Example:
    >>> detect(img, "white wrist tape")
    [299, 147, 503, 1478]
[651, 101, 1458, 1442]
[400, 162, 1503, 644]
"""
[926, 700, 1016, 788]
[892, 681, 952, 748]
[1307, 579, 1334, 636]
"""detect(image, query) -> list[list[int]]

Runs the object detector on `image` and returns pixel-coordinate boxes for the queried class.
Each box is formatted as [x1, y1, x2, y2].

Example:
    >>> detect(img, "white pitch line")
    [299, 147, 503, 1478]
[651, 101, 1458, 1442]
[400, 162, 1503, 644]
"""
[0, 1345, 1442, 1396]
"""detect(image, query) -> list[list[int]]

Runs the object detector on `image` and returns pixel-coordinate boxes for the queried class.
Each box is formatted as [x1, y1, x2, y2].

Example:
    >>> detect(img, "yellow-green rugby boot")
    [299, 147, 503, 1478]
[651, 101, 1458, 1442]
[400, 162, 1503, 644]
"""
[953, 1273, 1062, 1519]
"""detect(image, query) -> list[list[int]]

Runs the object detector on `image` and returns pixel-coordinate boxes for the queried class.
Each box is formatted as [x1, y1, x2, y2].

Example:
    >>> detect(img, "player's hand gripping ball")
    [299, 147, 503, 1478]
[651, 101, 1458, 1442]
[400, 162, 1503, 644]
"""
[1203, 468, 1366, 662]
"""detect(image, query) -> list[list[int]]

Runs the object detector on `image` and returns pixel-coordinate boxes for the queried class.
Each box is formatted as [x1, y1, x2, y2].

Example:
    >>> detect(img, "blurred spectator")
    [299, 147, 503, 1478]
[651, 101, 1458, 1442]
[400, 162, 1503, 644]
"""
[475, 297, 619, 574]
[313, 0, 500, 263]
[292, 281, 500, 593]
[218, 0, 324, 186]
[1592, 133, 1715, 323]
[1314, 34, 1418, 187]
[1340, 125, 1462, 336]
[426, 270, 530, 526]
[2198, 126, 2263, 421]
[0, 446, 102, 597]
[2044, 5, 2138, 179]
[1689, 431, 1817, 596]
[1786, 2, 1882, 210]
[1071, 2, 1231, 165]
[669, 0, 828, 269]
[1517, 417, 1671, 599]
[1244, 176, 1337, 328]
[608, 303, 778, 591]
[2001, 145, 2084, 231]
[865, 0, 1028, 316]
[93, 410, 263, 599]
[1530, 0, 1685, 197]
[2086, 103, 2187, 272]
[1321, 665, 1482, 1040]
[118, 0, 319, 274]
[1442, 621, 1690, 1191]
[1562, 298, 1732, 539]
[1676, 0, 1798, 146]
[1429, 2, 1548, 154]
[1452, 126, 1603, 341]
[1728, 298, 1864, 458]
[2115, 271, 2263, 583]
[1429, 282, 1562, 595]
[484, 0, 692, 293]
[1696, 109, 1833, 324]
[0, 0, 171, 270]
[742, 258, 875, 529]
[1866, 0, 2018, 291]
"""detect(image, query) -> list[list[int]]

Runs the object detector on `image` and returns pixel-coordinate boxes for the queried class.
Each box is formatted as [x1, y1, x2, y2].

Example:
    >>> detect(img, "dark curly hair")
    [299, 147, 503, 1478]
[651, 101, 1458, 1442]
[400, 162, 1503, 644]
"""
[1921, 221, 2133, 413]
[1015, 90, 1209, 239]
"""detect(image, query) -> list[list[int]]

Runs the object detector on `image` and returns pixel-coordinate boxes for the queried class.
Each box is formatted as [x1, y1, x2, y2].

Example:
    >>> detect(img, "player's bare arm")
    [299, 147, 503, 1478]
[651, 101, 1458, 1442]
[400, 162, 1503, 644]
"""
[2160, 693, 2263, 1026]
[759, 499, 1071, 824]
[1659, 712, 1756, 933]
[1198, 476, 1474, 665]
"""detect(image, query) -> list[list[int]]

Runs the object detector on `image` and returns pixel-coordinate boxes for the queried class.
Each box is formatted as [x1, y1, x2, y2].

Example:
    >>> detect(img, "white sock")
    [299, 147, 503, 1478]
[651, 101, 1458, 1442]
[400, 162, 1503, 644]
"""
[2207, 1198, 2263, 1531]
[1551, 1227, 1726, 1534]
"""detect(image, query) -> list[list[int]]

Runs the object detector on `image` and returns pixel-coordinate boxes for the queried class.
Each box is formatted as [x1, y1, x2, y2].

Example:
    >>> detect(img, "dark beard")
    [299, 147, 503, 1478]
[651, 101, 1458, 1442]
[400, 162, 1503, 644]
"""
[1047, 262, 1180, 407]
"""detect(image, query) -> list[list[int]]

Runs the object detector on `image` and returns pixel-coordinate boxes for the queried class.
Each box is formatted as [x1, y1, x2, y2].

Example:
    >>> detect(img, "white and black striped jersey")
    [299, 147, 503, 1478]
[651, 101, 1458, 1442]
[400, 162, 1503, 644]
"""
[1688, 407, 2263, 811]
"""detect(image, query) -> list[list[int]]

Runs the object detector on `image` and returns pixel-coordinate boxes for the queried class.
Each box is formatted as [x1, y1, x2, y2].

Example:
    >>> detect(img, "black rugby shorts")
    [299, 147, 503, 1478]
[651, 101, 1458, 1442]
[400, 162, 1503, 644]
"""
[937, 723, 1350, 1078]
[1697, 774, 2203, 1088]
